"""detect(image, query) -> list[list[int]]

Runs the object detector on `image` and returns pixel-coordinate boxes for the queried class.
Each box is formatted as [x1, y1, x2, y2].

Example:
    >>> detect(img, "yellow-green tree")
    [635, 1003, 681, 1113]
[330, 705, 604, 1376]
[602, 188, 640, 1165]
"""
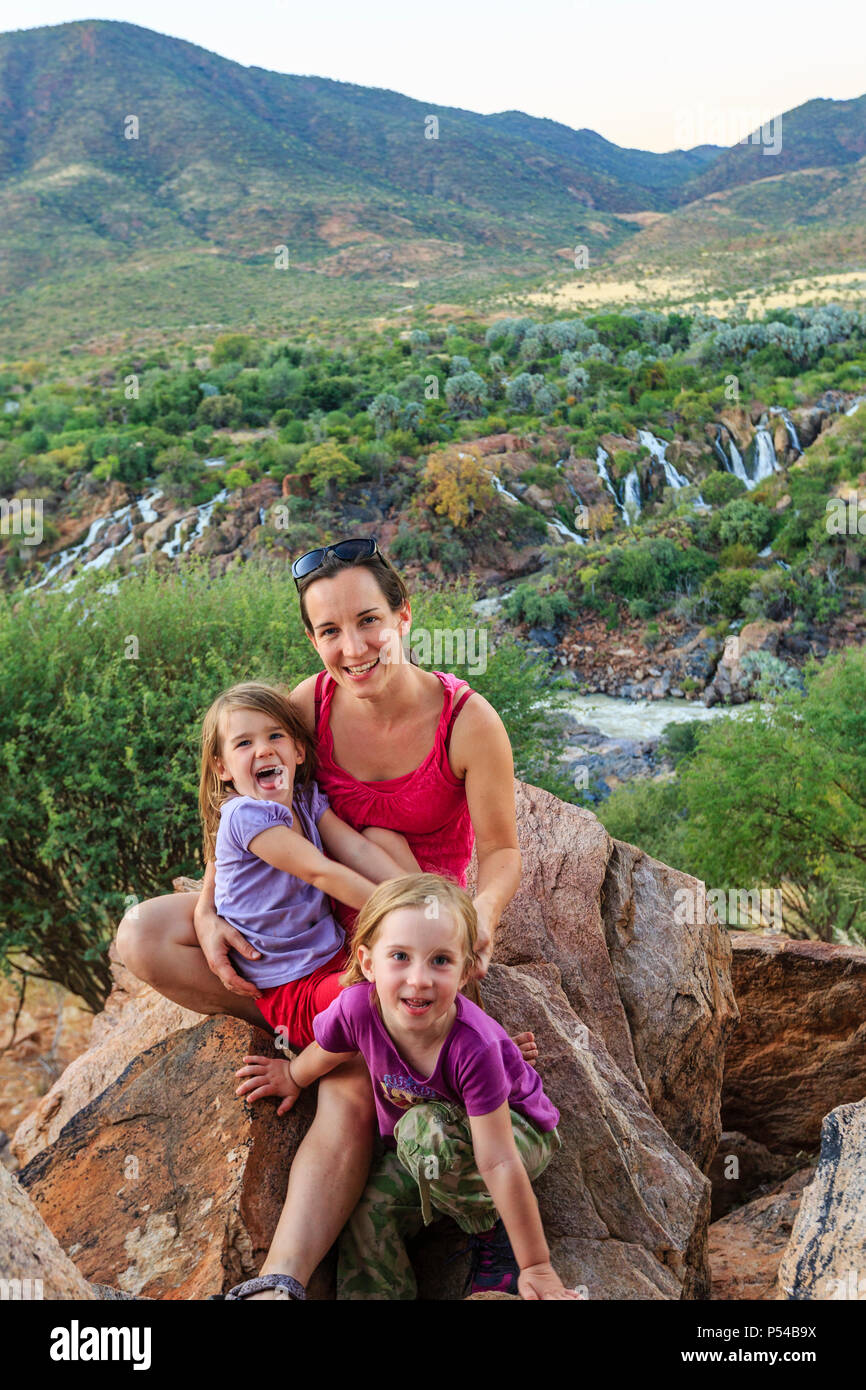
[297, 441, 362, 499]
[423, 447, 494, 528]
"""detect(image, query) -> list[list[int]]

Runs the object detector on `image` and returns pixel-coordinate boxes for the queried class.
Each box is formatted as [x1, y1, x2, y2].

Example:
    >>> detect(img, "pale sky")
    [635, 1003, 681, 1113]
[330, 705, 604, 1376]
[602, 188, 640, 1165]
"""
[6, 1, 866, 152]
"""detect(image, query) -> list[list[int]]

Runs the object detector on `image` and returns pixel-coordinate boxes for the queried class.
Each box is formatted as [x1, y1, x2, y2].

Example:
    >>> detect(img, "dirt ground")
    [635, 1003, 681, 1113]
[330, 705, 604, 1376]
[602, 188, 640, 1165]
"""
[0, 973, 93, 1160]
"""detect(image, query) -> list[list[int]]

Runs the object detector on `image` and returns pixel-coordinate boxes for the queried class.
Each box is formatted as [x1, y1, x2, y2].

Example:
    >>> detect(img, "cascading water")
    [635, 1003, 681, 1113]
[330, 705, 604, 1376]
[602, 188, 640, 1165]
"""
[637, 429, 689, 489]
[769, 406, 802, 456]
[714, 425, 752, 489]
[490, 474, 523, 506]
[596, 446, 622, 512]
[751, 419, 779, 485]
[622, 470, 641, 524]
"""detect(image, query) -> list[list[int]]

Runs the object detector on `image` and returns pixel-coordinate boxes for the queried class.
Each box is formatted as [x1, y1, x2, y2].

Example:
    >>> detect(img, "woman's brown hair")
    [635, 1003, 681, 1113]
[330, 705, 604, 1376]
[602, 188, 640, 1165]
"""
[296, 542, 410, 635]
[198, 682, 315, 863]
[341, 873, 479, 986]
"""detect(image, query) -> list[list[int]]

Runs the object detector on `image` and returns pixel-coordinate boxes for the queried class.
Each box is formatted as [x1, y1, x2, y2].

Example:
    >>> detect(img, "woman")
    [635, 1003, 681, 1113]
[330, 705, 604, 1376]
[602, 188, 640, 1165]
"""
[116, 537, 525, 1300]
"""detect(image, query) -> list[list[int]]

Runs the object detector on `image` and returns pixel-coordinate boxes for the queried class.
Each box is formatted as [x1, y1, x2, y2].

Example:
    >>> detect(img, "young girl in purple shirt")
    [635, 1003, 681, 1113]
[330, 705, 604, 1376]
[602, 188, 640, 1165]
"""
[234, 872, 580, 1301]
[199, 681, 419, 1049]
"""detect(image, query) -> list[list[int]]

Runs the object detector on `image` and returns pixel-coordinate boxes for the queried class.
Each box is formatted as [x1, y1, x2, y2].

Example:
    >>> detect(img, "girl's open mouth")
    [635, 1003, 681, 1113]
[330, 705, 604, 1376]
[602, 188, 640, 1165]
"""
[255, 765, 286, 790]
[401, 997, 432, 1015]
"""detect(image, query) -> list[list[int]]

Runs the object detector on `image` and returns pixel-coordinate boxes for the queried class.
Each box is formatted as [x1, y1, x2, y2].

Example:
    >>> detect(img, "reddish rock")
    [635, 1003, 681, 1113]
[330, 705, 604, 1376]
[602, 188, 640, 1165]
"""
[708, 1167, 814, 1300]
[709, 1132, 813, 1220]
[722, 935, 866, 1153]
[474, 782, 737, 1173]
[18, 1016, 326, 1300]
[11, 954, 201, 1167]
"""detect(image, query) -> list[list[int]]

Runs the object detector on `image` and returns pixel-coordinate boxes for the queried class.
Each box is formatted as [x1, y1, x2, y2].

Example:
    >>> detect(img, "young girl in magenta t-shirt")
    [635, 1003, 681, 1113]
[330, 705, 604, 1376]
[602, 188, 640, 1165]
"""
[199, 681, 420, 1049]
[234, 872, 580, 1301]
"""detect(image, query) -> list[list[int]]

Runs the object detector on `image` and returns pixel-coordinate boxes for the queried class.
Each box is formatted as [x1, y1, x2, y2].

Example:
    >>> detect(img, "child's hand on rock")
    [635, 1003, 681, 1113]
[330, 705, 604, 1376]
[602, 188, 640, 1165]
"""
[518, 1263, 584, 1300]
[235, 1054, 301, 1116]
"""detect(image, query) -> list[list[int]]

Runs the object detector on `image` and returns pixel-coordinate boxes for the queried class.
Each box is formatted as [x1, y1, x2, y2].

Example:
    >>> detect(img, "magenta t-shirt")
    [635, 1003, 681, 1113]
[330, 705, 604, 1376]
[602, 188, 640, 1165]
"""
[313, 982, 559, 1142]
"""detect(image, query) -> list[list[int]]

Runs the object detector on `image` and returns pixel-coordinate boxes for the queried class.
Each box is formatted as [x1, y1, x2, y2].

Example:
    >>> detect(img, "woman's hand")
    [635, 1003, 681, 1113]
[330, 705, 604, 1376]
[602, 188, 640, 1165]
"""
[470, 895, 497, 979]
[518, 1263, 585, 1301]
[235, 1054, 302, 1116]
[193, 907, 263, 998]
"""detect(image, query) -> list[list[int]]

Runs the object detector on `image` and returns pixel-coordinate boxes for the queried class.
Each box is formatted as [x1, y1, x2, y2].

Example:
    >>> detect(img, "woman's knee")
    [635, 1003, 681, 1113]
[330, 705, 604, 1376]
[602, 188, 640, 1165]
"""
[115, 893, 195, 981]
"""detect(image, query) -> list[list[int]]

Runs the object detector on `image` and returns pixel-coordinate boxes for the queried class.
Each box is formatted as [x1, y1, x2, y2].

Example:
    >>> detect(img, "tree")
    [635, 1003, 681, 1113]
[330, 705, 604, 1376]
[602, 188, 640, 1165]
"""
[367, 393, 402, 439]
[423, 447, 494, 527]
[444, 371, 487, 419]
[296, 441, 362, 499]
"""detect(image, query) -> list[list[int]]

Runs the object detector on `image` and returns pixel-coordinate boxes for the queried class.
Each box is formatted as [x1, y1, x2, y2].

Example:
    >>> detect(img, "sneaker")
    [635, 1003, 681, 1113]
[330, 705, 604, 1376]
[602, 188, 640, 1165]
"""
[466, 1218, 519, 1295]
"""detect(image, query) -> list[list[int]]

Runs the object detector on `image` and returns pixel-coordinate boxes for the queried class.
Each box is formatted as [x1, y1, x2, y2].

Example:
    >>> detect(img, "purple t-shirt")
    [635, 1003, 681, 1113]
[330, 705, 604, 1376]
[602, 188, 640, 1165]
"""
[314, 982, 559, 1142]
[214, 782, 345, 989]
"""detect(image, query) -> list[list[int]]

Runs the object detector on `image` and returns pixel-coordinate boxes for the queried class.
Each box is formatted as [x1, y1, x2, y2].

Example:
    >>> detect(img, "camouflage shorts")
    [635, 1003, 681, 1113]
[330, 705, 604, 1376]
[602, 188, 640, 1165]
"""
[337, 1100, 560, 1301]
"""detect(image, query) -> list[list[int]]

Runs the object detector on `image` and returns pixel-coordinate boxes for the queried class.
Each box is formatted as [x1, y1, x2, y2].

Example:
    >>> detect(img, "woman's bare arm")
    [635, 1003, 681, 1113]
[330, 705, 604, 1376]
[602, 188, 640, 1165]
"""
[449, 693, 522, 975]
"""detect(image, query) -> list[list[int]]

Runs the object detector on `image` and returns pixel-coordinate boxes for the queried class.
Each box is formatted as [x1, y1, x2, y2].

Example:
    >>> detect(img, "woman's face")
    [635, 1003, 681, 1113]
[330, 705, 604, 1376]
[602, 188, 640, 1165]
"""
[304, 567, 411, 699]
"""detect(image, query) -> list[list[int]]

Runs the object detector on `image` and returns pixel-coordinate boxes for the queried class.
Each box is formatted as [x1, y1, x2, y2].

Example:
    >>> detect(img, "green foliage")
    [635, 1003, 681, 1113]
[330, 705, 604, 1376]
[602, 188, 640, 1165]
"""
[503, 583, 571, 628]
[600, 649, 866, 943]
[700, 471, 747, 506]
[710, 497, 775, 551]
[605, 538, 716, 604]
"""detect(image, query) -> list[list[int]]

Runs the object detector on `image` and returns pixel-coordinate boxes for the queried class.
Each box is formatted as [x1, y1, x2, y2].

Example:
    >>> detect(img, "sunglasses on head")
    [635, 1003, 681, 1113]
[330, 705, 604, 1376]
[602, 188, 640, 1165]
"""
[291, 537, 381, 588]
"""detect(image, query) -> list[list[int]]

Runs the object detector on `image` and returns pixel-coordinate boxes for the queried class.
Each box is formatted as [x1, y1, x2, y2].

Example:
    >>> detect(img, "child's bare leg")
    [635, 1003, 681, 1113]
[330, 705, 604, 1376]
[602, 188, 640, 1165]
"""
[361, 825, 421, 873]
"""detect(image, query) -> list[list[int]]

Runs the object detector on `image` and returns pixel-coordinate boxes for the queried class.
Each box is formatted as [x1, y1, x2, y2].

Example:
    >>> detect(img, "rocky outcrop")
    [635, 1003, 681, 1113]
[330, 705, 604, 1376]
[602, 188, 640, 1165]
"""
[709, 1132, 813, 1221]
[1, 1161, 97, 1299]
[708, 1167, 815, 1300]
[12, 951, 201, 1166]
[17, 1015, 328, 1300]
[474, 781, 738, 1173]
[12, 781, 736, 1300]
[777, 1099, 866, 1300]
[722, 935, 866, 1154]
[703, 621, 785, 706]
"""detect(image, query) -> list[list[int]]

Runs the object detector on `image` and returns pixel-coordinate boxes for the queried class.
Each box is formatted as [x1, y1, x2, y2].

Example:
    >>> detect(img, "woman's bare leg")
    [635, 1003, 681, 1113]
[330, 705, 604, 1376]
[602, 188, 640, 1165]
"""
[243, 1057, 376, 1299]
[115, 893, 265, 1027]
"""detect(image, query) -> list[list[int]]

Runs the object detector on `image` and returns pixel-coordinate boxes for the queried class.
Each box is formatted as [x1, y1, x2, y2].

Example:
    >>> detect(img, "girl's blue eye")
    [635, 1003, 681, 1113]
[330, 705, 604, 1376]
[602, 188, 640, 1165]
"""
[392, 951, 408, 961]
[433, 955, 450, 966]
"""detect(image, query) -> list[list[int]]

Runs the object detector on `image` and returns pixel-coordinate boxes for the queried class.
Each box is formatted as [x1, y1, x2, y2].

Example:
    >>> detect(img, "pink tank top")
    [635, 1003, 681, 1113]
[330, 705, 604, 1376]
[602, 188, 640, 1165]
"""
[314, 669, 476, 893]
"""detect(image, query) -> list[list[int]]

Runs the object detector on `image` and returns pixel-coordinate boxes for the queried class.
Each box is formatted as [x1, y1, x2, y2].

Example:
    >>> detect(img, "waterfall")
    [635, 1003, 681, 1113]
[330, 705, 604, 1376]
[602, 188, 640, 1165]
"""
[637, 429, 690, 489]
[596, 447, 621, 511]
[846, 396, 865, 417]
[622, 469, 642, 525]
[548, 516, 586, 545]
[490, 474, 523, 506]
[751, 419, 779, 484]
[714, 425, 752, 489]
[769, 406, 802, 456]
[182, 488, 229, 553]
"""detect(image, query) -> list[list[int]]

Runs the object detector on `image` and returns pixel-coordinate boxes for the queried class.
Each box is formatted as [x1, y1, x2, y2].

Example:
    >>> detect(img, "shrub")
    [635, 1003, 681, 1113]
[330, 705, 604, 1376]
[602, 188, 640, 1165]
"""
[503, 583, 571, 628]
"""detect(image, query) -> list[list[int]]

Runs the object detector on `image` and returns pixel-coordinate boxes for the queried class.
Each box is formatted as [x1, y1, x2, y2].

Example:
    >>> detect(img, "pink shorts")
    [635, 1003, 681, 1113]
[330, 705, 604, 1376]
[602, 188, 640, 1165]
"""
[254, 945, 349, 1049]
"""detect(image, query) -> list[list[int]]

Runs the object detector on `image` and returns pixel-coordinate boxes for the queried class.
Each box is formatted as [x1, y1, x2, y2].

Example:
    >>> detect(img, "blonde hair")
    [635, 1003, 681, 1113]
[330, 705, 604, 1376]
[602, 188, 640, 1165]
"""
[198, 682, 316, 862]
[342, 873, 478, 986]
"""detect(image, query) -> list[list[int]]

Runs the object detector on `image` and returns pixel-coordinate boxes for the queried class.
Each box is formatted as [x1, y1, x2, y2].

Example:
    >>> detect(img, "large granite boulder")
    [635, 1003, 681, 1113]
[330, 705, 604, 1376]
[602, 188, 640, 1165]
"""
[777, 1099, 866, 1300]
[722, 936, 866, 1153]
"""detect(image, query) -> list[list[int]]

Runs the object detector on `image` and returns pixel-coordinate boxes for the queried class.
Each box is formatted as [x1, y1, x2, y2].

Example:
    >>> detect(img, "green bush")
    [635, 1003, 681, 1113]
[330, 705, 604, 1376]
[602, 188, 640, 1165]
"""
[701, 567, 755, 617]
[503, 583, 571, 628]
[701, 471, 746, 506]
[605, 538, 716, 603]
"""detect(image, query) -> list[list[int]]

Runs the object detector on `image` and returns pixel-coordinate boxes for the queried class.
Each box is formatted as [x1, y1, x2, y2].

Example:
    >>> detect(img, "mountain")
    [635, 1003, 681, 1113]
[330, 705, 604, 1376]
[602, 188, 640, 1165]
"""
[0, 19, 864, 354]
